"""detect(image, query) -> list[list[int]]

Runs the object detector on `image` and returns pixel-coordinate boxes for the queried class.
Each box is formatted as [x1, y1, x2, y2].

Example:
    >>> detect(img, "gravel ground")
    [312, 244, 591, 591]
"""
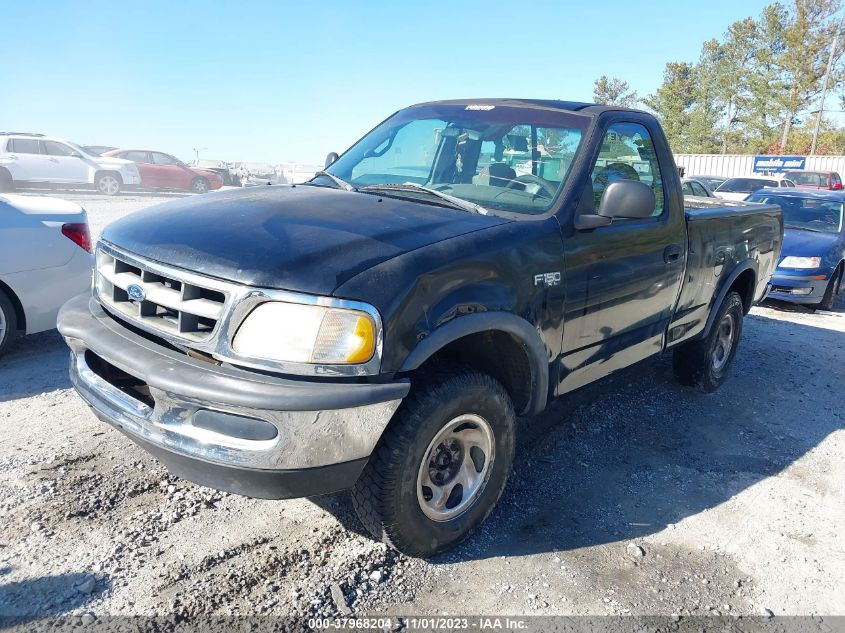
[1, 192, 844, 623]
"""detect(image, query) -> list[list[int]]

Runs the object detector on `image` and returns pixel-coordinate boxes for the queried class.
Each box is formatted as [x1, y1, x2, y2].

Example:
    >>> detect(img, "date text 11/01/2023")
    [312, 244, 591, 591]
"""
[307, 617, 530, 630]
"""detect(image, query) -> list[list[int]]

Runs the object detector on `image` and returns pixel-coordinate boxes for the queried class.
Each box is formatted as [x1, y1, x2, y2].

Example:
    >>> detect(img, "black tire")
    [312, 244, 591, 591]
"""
[95, 172, 122, 196]
[352, 365, 515, 557]
[673, 291, 744, 393]
[0, 168, 14, 192]
[817, 267, 842, 311]
[0, 288, 19, 358]
[191, 177, 210, 193]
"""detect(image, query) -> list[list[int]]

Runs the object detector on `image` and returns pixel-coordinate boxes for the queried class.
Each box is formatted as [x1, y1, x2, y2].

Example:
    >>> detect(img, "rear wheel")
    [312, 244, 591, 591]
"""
[352, 365, 515, 557]
[0, 168, 14, 192]
[817, 267, 842, 311]
[191, 177, 209, 193]
[95, 172, 121, 196]
[673, 291, 744, 393]
[0, 289, 19, 358]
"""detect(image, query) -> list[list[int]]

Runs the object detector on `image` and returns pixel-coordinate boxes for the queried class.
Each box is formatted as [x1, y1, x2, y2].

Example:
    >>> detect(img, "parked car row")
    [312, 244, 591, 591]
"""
[682, 171, 842, 202]
[0, 133, 230, 195]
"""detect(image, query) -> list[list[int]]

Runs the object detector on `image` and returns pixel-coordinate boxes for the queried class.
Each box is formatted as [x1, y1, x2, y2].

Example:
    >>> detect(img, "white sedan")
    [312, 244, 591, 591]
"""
[0, 194, 94, 357]
[713, 175, 796, 201]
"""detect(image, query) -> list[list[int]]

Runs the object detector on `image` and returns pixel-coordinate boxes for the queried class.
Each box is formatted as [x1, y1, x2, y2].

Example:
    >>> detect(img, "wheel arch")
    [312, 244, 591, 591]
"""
[0, 278, 26, 333]
[94, 169, 123, 183]
[398, 312, 549, 416]
[702, 259, 757, 337]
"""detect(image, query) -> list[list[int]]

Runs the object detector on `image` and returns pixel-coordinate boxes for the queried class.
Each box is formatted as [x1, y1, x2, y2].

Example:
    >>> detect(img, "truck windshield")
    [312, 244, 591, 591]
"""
[749, 194, 843, 233]
[323, 104, 589, 216]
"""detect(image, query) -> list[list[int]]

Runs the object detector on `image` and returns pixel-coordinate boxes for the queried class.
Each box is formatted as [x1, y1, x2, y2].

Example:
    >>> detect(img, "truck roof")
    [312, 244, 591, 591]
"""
[410, 98, 645, 116]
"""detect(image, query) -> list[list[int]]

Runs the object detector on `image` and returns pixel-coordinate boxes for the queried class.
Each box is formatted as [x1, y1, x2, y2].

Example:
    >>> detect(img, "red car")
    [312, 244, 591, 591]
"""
[103, 149, 223, 193]
[784, 170, 843, 191]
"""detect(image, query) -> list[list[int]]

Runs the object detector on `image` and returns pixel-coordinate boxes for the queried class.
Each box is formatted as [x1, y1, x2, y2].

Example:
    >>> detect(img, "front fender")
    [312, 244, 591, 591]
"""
[398, 311, 549, 416]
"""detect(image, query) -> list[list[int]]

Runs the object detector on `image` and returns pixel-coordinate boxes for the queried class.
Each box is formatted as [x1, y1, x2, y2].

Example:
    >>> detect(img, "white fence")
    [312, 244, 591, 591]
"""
[675, 154, 845, 178]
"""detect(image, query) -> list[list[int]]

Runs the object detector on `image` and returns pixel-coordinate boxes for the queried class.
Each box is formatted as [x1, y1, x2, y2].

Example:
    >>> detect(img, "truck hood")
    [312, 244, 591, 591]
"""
[781, 227, 839, 258]
[101, 185, 509, 295]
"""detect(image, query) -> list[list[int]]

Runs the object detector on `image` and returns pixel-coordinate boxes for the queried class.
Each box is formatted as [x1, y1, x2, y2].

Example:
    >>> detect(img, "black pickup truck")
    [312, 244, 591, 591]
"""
[58, 99, 782, 556]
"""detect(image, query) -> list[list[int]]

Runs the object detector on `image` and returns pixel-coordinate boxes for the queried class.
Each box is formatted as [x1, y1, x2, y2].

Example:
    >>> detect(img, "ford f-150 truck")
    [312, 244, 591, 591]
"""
[58, 99, 783, 556]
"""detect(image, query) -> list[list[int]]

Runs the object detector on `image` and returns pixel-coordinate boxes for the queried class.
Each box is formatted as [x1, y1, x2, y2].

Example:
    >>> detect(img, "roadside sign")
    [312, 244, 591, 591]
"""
[753, 155, 806, 173]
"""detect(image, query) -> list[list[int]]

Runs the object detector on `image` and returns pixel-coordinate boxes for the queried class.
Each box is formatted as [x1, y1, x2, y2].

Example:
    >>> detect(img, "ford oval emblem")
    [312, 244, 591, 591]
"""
[127, 284, 146, 302]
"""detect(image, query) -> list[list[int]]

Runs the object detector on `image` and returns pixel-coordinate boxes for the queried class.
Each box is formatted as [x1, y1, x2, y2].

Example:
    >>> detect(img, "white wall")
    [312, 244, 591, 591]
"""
[675, 154, 845, 178]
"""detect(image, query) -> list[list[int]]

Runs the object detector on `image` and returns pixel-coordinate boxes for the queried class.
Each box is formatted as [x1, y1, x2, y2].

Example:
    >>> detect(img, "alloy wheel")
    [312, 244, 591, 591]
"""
[416, 413, 495, 522]
[711, 312, 735, 372]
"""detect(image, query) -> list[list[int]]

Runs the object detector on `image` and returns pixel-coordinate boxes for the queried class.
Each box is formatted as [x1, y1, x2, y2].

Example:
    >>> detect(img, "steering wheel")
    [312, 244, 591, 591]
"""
[506, 174, 557, 198]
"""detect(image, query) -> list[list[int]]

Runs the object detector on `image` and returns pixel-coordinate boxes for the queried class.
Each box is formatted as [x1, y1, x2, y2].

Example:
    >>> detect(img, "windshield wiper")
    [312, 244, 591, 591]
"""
[360, 183, 488, 215]
[312, 170, 356, 191]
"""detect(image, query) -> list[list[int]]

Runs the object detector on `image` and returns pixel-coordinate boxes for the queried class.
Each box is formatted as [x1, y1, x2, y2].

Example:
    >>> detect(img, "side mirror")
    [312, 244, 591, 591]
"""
[70, 151, 83, 158]
[597, 180, 656, 219]
[325, 152, 339, 168]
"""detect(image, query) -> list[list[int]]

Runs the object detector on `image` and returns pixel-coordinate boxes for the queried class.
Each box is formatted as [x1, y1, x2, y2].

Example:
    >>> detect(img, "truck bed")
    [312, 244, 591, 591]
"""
[668, 196, 783, 347]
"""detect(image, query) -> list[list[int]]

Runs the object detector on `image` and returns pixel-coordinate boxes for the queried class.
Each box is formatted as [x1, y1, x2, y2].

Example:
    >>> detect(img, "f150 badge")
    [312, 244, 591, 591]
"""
[534, 272, 561, 287]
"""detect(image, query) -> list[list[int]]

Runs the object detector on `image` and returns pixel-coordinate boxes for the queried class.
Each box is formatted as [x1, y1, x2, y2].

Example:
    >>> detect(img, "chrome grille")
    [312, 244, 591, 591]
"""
[95, 245, 228, 343]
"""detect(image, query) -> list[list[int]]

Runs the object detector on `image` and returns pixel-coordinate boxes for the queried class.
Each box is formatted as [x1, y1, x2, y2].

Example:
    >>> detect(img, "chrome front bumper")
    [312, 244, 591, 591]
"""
[58, 294, 409, 498]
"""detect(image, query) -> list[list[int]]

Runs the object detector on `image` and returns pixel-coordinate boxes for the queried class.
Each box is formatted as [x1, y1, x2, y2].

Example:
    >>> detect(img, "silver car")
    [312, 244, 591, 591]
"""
[0, 194, 93, 356]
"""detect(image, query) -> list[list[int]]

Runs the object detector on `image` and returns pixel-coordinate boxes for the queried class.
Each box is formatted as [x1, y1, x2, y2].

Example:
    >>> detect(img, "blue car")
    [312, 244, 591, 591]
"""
[747, 188, 845, 310]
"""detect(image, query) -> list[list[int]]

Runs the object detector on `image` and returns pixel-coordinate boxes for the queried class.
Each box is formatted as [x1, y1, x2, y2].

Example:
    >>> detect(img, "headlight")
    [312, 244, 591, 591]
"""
[780, 256, 821, 269]
[232, 301, 378, 365]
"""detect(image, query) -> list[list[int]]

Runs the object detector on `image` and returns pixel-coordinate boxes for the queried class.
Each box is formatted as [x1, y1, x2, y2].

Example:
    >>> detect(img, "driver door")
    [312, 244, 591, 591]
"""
[558, 118, 686, 393]
[41, 140, 89, 184]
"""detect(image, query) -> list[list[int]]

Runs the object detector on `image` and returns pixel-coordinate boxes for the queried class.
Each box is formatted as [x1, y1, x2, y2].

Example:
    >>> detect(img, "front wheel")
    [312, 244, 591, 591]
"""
[352, 365, 515, 557]
[191, 177, 209, 193]
[95, 173, 121, 196]
[673, 291, 744, 393]
[817, 268, 842, 311]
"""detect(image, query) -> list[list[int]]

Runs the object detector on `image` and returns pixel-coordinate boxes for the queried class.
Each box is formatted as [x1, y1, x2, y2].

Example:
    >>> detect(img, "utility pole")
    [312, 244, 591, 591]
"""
[193, 147, 208, 163]
[810, 16, 844, 155]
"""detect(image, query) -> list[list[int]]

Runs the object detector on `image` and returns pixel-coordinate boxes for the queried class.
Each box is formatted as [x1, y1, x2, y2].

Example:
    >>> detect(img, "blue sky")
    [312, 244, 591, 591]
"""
[1, 0, 775, 164]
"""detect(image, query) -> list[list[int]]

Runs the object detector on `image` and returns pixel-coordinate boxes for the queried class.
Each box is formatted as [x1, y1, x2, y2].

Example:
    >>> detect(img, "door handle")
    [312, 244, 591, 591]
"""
[663, 244, 682, 263]
[48, 157, 59, 163]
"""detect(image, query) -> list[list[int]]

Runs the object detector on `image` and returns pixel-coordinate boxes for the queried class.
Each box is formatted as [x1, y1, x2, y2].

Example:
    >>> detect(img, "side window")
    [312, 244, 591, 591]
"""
[123, 151, 150, 163]
[682, 182, 693, 196]
[152, 152, 178, 166]
[832, 173, 842, 187]
[782, 179, 795, 188]
[590, 122, 664, 216]
[691, 182, 708, 196]
[43, 141, 75, 156]
[10, 138, 41, 154]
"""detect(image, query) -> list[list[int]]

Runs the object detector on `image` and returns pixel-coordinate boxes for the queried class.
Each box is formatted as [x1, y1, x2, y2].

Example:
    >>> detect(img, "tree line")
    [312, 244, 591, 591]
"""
[593, 0, 845, 155]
